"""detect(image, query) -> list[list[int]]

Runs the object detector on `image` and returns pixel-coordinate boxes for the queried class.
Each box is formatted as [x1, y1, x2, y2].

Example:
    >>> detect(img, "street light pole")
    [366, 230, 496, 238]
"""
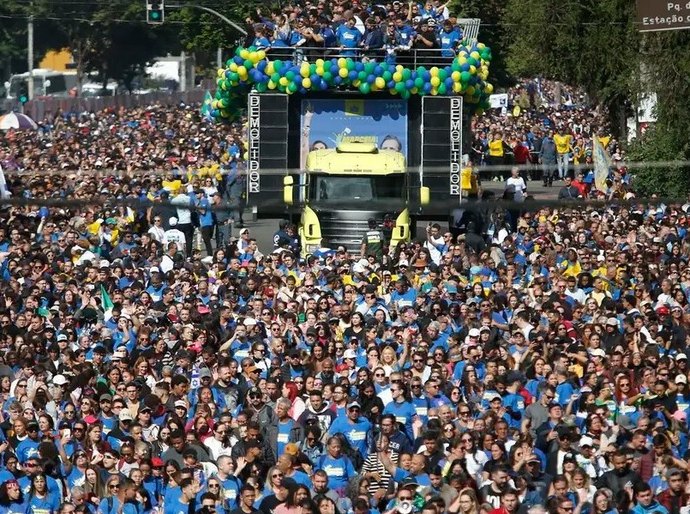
[166, 4, 247, 35]
[27, 10, 34, 101]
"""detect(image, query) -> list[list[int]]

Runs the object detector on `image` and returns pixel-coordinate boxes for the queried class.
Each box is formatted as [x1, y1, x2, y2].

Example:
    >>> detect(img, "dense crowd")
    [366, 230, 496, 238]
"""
[244, 0, 464, 61]
[0, 93, 690, 514]
[470, 80, 629, 197]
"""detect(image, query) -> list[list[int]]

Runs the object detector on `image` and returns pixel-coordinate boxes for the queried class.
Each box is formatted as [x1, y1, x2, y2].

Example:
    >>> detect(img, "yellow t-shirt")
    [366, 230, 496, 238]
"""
[488, 140, 504, 157]
[598, 135, 611, 148]
[553, 134, 572, 155]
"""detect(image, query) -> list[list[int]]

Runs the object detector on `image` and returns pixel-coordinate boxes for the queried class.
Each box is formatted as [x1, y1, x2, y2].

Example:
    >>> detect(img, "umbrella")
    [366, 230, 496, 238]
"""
[0, 112, 38, 130]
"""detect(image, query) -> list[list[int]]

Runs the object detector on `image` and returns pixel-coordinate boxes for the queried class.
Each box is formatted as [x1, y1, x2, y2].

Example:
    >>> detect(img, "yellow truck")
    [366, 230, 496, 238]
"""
[283, 140, 429, 256]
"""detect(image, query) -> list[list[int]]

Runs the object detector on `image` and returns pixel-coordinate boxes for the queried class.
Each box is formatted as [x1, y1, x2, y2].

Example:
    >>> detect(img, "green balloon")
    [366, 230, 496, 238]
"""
[382, 71, 392, 81]
[401, 90, 410, 99]
[395, 82, 406, 93]
[467, 57, 477, 68]
[288, 82, 298, 92]
[256, 83, 267, 92]
[364, 62, 375, 74]
[230, 73, 239, 82]
[226, 59, 234, 67]
[451, 62, 460, 72]
[346, 59, 355, 71]
[438, 84, 447, 95]
[235, 48, 242, 56]
[286, 71, 295, 80]
[402, 69, 411, 80]
[310, 63, 317, 73]
[460, 71, 471, 83]
[358, 71, 367, 81]
[244, 59, 253, 69]
[323, 71, 333, 82]
[414, 77, 424, 88]
[271, 73, 280, 82]
[359, 83, 371, 94]
[438, 69, 448, 80]
[274, 60, 283, 71]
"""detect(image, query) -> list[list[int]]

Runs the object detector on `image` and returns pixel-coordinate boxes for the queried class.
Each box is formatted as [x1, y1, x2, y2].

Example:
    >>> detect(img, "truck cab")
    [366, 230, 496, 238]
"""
[283, 140, 429, 256]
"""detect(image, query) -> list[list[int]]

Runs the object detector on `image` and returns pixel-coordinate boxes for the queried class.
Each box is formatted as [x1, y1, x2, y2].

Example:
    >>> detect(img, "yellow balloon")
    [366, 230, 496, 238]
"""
[217, 69, 224, 78]
[458, 57, 467, 65]
[338, 58, 346, 68]
[485, 83, 494, 94]
[430, 66, 439, 76]
[339, 68, 348, 78]
[458, 51, 467, 58]
[411, 87, 418, 94]
[353, 80, 360, 87]
[279, 77, 289, 86]
[268, 80, 276, 89]
[316, 67, 324, 76]
[237, 66, 247, 77]
[430, 76, 440, 87]
[240, 49, 249, 60]
[431, 89, 438, 96]
[395, 65, 404, 73]
[469, 65, 476, 74]
[452, 82, 461, 93]
[316, 59, 325, 67]
[393, 72, 402, 82]
[266, 63, 275, 75]
[229, 63, 238, 72]
[375, 77, 385, 89]
[470, 51, 480, 60]
[302, 78, 312, 88]
[300, 64, 310, 78]
[249, 52, 258, 63]
[257, 50, 266, 60]
[477, 43, 485, 50]
[451, 71, 460, 81]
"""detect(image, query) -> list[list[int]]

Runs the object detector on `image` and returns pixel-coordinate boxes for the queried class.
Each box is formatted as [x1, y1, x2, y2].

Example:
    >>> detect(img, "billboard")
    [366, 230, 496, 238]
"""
[299, 98, 408, 169]
[637, 0, 690, 32]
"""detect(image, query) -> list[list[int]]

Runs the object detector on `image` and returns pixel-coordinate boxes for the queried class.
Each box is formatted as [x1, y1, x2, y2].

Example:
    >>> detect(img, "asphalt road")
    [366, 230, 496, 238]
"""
[239, 179, 560, 252]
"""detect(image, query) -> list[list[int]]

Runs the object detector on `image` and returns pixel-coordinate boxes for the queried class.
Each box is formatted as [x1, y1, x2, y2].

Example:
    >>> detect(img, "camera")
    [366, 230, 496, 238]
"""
[398, 501, 413, 514]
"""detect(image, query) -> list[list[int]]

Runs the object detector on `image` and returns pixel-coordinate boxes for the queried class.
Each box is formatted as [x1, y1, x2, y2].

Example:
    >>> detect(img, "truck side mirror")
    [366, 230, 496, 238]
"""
[420, 186, 430, 206]
[283, 175, 294, 205]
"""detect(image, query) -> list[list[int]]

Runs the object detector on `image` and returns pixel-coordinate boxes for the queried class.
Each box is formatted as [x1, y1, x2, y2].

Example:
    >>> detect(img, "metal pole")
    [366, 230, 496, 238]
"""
[180, 51, 186, 92]
[27, 11, 34, 101]
[217, 47, 222, 69]
[166, 4, 247, 35]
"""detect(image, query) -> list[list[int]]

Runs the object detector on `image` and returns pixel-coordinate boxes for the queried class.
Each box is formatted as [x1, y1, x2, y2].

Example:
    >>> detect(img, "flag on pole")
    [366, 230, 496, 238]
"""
[201, 91, 213, 119]
[101, 285, 114, 320]
[592, 137, 611, 193]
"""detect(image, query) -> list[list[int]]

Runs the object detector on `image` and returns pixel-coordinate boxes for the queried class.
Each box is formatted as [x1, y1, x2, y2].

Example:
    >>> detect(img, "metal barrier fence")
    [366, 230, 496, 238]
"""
[1, 90, 206, 121]
[266, 46, 459, 69]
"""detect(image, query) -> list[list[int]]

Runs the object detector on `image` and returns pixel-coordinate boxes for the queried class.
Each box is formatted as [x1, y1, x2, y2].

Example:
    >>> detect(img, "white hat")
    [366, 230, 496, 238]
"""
[590, 348, 606, 359]
[468, 328, 480, 338]
[52, 375, 68, 386]
[239, 227, 249, 235]
[99, 260, 110, 269]
[397, 259, 409, 267]
[150, 267, 160, 274]
[579, 436, 594, 448]
[343, 349, 358, 359]
[676, 353, 688, 361]
[606, 317, 618, 326]
[243, 318, 257, 327]
[169, 217, 178, 226]
[676, 375, 688, 385]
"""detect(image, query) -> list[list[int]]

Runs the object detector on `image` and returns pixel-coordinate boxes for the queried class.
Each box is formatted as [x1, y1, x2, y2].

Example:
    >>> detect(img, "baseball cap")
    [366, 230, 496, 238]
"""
[119, 409, 134, 421]
[579, 436, 594, 448]
[676, 374, 688, 385]
[52, 374, 68, 386]
[174, 400, 188, 410]
[606, 317, 618, 326]
[590, 348, 606, 359]
[347, 401, 361, 410]
[343, 349, 357, 359]
[468, 328, 480, 338]
[677, 353, 688, 361]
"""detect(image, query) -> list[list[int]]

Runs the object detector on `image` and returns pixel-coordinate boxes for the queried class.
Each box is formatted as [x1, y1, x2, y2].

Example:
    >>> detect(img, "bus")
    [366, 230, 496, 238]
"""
[4, 69, 77, 100]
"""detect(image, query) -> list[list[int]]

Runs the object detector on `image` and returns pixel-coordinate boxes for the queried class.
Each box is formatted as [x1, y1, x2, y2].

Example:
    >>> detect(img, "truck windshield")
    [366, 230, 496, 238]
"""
[313, 174, 404, 202]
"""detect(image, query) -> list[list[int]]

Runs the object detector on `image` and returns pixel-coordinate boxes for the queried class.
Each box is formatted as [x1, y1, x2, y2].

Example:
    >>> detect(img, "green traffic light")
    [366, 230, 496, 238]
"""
[19, 95, 28, 104]
[151, 11, 160, 19]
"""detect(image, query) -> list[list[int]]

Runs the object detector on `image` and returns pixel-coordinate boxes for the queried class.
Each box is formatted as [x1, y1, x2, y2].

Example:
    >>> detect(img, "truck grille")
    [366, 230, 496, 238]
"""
[316, 210, 383, 254]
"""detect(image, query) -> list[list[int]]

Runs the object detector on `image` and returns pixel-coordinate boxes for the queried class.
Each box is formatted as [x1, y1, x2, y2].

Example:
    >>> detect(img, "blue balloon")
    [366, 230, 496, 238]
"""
[355, 62, 364, 72]
[423, 82, 432, 93]
[423, 71, 431, 81]
[257, 60, 267, 71]
[334, 76, 342, 85]
[234, 56, 244, 65]
[311, 74, 319, 83]
[387, 80, 396, 88]
[320, 80, 328, 90]
[374, 65, 383, 75]
[330, 65, 339, 75]
[405, 79, 414, 89]
[367, 74, 375, 84]
[445, 78, 453, 87]
[461, 63, 470, 71]
[349, 70, 358, 80]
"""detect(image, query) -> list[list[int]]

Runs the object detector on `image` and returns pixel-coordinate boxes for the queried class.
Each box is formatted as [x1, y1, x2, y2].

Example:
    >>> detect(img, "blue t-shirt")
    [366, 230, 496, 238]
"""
[336, 25, 362, 51]
[328, 416, 372, 458]
[315, 454, 355, 491]
[28, 493, 61, 514]
[198, 198, 214, 228]
[383, 401, 417, 441]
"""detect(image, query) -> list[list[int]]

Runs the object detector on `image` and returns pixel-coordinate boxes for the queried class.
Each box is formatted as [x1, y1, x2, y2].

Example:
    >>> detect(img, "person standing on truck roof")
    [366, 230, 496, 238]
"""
[361, 218, 386, 260]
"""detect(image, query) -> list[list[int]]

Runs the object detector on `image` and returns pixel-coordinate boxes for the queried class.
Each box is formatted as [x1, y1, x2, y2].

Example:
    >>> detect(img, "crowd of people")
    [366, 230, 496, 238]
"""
[244, 0, 464, 62]
[0, 76, 689, 514]
[470, 80, 629, 198]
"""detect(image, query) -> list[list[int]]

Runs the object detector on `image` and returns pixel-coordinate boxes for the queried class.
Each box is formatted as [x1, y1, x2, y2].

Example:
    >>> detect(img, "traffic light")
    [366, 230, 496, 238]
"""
[18, 82, 29, 104]
[146, 0, 164, 24]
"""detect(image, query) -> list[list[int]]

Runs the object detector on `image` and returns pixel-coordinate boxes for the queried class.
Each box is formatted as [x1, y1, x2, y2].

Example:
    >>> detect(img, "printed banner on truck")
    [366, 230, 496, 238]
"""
[300, 98, 408, 169]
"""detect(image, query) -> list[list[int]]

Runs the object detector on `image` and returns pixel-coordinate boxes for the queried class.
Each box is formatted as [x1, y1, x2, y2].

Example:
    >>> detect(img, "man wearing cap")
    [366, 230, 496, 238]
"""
[105, 409, 134, 450]
[244, 386, 276, 429]
[327, 400, 373, 462]
[15, 421, 41, 463]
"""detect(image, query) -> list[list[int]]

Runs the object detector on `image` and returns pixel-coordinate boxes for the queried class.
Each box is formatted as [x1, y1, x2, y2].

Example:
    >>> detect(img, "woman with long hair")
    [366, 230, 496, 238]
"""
[27, 473, 59, 514]
[83, 466, 106, 505]
[0, 479, 27, 513]
[274, 484, 310, 514]
[83, 424, 110, 460]
[448, 487, 480, 514]
[591, 489, 617, 514]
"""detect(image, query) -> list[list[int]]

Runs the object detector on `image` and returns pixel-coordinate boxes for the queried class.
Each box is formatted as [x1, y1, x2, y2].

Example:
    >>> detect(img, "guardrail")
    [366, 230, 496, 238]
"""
[265, 46, 459, 69]
[1, 90, 206, 121]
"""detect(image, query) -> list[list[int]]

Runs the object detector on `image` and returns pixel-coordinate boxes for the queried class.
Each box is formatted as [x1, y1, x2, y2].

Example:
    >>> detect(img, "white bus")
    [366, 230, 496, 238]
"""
[4, 69, 77, 100]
